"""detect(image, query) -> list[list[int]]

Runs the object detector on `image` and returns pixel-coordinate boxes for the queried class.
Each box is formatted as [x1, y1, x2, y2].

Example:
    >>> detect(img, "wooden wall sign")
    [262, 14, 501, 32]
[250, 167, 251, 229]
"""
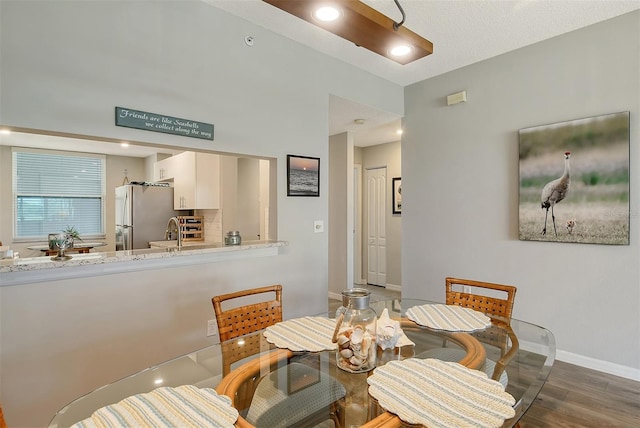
[115, 107, 214, 140]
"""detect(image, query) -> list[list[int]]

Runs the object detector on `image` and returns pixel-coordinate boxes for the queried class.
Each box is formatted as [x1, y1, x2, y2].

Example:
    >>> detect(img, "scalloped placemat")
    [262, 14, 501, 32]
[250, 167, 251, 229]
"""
[71, 385, 238, 428]
[264, 316, 338, 352]
[406, 303, 491, 331]
[368, 358, 515, 428]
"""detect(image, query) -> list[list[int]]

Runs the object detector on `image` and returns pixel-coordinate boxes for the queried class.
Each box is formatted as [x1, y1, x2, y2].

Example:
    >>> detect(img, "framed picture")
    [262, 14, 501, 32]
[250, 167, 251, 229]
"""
[392, 177, 402, 214]
[287, 155, 320, 197]
[518, 111, 629, 245]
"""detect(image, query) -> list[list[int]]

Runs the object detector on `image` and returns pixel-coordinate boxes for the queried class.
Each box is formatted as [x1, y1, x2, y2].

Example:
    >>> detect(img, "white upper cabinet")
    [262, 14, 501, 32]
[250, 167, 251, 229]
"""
[154, 156, 177, 182]
[172, 151, 220, 210]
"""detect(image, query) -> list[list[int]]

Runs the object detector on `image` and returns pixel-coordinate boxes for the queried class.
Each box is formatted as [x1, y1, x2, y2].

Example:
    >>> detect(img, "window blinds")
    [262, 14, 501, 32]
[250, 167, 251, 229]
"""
[13, 148, 106, 239]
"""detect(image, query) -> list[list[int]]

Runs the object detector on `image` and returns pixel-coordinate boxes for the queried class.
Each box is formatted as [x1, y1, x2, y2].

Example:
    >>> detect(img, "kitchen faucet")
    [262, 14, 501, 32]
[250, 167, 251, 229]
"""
[165, 217, 182, 248]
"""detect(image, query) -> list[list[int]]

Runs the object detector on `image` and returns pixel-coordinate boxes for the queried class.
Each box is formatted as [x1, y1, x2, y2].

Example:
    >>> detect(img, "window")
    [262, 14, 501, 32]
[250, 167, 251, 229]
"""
[13, 148, 106, 240]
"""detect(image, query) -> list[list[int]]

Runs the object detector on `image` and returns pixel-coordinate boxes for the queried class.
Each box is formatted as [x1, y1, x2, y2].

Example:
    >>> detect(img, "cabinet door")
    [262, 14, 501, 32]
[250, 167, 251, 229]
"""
[154, 156, 176, 181]
[173, 152, 196, 209]
[194, 153, 220, 209]
[172, 152, 220, 209]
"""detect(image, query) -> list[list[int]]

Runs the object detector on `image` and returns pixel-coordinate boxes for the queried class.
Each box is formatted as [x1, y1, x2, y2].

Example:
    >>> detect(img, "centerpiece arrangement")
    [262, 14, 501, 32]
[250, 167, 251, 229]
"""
[50, 226, 82, 261]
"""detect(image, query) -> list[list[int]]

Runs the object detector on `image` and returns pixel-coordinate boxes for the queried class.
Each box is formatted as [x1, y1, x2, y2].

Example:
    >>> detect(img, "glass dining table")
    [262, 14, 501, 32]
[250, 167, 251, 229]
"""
[49, 299, 555, 428]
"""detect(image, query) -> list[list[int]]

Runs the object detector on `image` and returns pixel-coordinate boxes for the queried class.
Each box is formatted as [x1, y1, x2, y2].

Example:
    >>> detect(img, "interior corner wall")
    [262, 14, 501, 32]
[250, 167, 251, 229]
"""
[329, 132, 352, 296]
[402, 11, 640, 377]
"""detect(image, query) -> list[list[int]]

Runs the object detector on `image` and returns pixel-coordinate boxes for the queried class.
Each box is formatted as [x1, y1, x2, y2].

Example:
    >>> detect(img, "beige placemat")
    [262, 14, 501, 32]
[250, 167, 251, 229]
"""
[368, 358, 515, 428]
[71, 385, 239, 428]
[264, 316, 338, 352]
[406, 303, 491, 331]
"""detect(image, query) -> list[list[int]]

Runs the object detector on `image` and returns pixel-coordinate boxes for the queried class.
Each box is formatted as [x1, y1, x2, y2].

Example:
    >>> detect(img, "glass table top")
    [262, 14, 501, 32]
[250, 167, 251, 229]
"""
[49, 299, 555, 428]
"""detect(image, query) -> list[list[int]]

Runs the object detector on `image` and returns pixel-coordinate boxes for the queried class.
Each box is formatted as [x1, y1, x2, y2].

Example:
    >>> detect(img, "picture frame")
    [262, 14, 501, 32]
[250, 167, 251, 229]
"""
[287, 155, 320, 197]
[518, 111, 629, 245]
[392, 177, 402, 214]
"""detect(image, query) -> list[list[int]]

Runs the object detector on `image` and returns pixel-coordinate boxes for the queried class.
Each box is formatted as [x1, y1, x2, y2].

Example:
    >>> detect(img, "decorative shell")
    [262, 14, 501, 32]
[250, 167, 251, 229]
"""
[376, 308, 415, 350]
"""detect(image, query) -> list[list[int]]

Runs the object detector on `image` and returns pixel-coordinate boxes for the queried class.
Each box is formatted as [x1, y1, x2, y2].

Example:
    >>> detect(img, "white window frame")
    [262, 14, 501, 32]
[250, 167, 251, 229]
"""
[12, 147, 106, 241]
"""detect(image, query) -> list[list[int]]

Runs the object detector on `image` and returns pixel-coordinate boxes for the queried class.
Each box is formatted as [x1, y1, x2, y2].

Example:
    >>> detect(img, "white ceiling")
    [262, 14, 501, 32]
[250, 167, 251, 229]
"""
[0, 132, 181, 158]
[3, 1, 638, 152]
[211, 0, 640, 146]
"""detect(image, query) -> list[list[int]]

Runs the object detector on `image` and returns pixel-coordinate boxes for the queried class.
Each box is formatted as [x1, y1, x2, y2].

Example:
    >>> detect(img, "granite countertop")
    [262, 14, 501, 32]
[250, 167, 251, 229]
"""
[0, 240, 288, 285]
[148, 240, 217, 248]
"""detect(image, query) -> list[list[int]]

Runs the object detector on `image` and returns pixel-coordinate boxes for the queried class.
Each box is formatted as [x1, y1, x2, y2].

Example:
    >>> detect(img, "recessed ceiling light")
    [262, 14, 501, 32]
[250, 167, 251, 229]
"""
[314, 6, 341, 22]
[396, 129, 403, 135]
[354, 118, 365, 125]
[389, 44, 413, 57]
[154, 378, 163, 385]
[0, 129, 11, 135]
[121, 142, 129, 148]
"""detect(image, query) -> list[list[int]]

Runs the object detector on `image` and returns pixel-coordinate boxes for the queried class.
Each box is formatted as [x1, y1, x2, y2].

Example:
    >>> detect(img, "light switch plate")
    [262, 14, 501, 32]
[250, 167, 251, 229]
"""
[314, 220, 324, 233]
[207, 319, 218, 337]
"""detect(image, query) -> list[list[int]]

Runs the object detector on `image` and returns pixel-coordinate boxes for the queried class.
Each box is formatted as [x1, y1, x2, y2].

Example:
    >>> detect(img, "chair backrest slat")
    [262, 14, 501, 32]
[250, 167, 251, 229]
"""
[445, 277, 516, 323]
[212, 285, 283, 342]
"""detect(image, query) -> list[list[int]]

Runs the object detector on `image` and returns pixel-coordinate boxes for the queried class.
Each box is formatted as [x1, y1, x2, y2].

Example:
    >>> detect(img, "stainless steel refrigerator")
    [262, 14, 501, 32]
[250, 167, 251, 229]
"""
[115, 184, 185, 250]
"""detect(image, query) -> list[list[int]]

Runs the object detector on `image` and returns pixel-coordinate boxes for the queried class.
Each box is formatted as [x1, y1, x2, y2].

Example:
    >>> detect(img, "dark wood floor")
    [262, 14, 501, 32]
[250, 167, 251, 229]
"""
[518, 360, 640, 427]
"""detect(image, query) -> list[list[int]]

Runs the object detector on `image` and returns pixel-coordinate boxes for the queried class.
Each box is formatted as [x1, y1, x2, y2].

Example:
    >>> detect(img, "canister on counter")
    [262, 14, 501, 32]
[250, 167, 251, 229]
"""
[225, 231, 241, 245]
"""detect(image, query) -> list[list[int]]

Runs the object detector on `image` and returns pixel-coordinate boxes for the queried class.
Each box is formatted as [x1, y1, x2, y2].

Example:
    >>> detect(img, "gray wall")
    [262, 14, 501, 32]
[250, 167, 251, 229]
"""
[403, 12, 639, 376]
[0, 1, 403, 425]
[329, 132, 351, 295]
[237, 157, 261, 240]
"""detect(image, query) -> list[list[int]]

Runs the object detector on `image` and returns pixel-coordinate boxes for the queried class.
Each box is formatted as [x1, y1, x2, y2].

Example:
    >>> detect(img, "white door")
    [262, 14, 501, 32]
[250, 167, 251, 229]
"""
[366, 167, 386, 286]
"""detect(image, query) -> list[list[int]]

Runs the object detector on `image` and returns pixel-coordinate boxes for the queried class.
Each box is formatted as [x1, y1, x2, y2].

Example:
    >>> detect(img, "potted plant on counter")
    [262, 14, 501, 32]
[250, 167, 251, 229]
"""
[63, 225, 82, 247]
[49, 226, 82, 250]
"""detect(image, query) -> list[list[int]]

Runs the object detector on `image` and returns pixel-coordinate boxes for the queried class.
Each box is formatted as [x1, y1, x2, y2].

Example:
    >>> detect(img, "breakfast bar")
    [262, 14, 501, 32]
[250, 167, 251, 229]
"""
[0, 241, 288, 287]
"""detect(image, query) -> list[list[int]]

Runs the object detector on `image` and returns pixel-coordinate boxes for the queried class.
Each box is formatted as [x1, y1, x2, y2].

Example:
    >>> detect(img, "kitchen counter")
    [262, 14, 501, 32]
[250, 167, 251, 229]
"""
[0, 240, 288, 286]
[148, 240, 213, 248]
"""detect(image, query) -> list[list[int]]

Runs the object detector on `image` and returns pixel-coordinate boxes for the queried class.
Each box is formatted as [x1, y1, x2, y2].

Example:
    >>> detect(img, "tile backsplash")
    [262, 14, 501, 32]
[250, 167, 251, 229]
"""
[196, 209, 223, 243]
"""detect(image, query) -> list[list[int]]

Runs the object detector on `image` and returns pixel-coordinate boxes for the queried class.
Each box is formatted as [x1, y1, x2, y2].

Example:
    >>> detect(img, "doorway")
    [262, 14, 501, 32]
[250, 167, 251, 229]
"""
[366, 167, 386, 286]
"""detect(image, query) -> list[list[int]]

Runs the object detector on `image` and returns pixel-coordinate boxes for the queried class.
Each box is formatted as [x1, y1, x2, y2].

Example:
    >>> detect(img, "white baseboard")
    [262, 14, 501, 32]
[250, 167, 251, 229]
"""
[556, 349, 640, 381]
[328, 291, 342, 301]
[385, 283, 401, 292]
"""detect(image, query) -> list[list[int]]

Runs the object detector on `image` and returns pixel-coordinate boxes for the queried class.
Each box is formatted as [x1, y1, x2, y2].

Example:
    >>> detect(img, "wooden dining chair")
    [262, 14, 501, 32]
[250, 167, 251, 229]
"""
[0, 402, 7, 428]
[418, 277, 518, 387]
[212, 284, 282, 343]
[212, 285, 344, 428]
[212, 285, 283, 409]
[447, 277, 518, 383]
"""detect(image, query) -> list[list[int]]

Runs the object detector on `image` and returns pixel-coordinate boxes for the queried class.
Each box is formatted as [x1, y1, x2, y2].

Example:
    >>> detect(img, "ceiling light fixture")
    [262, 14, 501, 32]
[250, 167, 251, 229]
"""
[314, 6, 341, 22]
[263, 0, 433, 65]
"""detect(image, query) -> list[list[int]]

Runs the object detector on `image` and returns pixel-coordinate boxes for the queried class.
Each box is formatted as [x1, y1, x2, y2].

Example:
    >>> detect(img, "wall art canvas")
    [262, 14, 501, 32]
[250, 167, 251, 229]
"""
[287, 155, 320, 197]
[518, 111, 629, 245]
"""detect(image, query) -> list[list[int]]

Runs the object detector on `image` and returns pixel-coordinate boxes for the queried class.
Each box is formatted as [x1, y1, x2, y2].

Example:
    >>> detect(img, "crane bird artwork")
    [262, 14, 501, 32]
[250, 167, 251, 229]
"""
[541, 151, 571, 236]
